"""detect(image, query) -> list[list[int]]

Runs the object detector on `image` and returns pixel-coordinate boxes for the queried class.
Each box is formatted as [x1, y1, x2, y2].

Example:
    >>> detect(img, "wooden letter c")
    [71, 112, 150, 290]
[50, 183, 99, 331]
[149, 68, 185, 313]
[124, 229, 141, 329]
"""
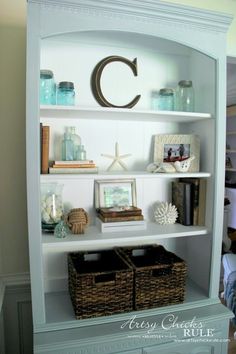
[91, 55, 141, 108]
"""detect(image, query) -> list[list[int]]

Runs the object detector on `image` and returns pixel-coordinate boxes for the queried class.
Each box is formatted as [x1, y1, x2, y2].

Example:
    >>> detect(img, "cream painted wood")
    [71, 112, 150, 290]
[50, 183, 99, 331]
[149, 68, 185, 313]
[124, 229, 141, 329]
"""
[26, 1, 233, 353]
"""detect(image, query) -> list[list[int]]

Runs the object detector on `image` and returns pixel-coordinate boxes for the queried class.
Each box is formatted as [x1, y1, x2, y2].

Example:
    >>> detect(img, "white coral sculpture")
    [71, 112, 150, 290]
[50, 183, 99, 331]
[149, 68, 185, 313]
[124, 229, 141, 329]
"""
[154, 202, 178, 225]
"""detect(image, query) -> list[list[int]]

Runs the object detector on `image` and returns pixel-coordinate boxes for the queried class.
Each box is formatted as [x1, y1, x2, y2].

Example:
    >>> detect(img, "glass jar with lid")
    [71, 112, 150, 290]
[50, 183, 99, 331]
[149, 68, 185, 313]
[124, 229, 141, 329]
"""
[40, 69, 56, 105]
[57, 81, 75, 106]
[157, 88, 174, 111]
[175, 80, 194, 112]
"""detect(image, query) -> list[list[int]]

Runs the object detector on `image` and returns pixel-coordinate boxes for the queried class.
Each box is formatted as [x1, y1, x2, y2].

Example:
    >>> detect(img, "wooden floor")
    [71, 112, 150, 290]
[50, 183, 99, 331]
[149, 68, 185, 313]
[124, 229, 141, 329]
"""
[228, 322, 236, 354]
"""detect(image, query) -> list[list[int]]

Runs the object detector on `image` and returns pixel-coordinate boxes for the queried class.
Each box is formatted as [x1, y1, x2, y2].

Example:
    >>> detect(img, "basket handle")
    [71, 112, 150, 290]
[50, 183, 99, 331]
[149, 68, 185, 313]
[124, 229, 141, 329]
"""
[94, 273, 116, 284]
[152, 266, 173, 277]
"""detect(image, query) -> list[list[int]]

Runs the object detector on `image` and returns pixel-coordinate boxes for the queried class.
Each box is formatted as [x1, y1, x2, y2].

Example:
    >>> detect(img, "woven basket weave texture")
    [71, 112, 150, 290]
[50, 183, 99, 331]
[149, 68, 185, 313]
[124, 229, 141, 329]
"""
[68, 249, 133, 319]
[118, 244, 187, 310]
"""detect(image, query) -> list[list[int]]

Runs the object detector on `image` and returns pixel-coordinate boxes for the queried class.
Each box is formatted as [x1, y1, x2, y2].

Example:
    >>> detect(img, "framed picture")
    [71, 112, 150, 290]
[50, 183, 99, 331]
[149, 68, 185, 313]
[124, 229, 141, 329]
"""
[95, 179, 137, 209]
[153, 134, 200, 172]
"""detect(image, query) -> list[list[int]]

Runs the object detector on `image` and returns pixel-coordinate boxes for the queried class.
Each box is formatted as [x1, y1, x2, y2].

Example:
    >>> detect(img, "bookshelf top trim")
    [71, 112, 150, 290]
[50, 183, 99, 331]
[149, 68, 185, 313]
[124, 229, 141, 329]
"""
[40, 106, 213, 122]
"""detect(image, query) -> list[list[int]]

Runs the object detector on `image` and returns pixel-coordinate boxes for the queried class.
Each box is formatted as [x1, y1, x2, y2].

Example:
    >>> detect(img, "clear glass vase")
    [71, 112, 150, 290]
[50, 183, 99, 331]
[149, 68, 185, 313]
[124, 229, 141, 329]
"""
[41, 183, 64, 231]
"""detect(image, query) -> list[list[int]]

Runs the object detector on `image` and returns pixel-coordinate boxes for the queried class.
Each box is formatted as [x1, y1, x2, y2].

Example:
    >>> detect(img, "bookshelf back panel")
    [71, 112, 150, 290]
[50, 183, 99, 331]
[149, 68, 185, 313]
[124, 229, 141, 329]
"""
[42, 236, 188, 293]
[40, 32, 215, 113]
[41, 118, 180, 171]
[41, 176, 172, 222]
[39, 30, 216, 300]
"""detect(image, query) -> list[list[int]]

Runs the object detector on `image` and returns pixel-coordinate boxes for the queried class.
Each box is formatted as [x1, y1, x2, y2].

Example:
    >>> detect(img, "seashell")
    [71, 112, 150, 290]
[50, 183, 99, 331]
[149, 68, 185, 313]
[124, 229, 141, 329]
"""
[42, 211, 51, 223]
[147, 162, 176, 173]
[154, 202, 178, 225]
[159, 163, 176, 173]
[174, 156, 195, 173]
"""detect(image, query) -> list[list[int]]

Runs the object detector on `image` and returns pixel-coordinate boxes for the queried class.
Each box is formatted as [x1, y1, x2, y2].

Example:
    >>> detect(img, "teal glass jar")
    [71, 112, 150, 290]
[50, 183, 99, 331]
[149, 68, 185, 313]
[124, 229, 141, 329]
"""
[150, 91, 159, 110]
[157, 88, 174, 111]
[62, 131, 74, 161]
[40, 70, 56, 105]
[57, 81, 75, 106]
[175, 80, 194, 112]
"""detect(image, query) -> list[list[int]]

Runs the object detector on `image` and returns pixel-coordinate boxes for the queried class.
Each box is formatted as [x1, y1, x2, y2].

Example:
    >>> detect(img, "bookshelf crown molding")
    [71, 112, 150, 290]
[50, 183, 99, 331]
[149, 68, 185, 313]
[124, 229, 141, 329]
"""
[27, 0, 232, 33]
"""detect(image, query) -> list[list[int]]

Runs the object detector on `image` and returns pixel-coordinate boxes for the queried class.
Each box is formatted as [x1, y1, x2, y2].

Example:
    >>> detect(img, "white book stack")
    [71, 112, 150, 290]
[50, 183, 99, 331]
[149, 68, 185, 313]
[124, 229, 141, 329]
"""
[96, 217, 147, 233]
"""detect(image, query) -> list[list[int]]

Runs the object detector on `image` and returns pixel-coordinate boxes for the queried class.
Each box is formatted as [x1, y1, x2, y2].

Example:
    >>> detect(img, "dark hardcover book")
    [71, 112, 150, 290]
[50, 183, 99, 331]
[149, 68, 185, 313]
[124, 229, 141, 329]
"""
[198, 179, 207, 226]
[97, 214, 144, 223]
[180, 178, 199, 226]
[172, 181, 193, 226]
[98, 206, 142, 218]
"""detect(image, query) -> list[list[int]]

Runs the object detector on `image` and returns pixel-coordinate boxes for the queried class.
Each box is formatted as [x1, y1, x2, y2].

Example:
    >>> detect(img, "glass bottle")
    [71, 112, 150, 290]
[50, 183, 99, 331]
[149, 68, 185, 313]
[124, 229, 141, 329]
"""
[41, 183, 64, 231]
[70, 126, 81, 160]
[62, 131, 74, 161]
[157, 88, 174, 111]
[57, 81, 75, 106]
[150, 90, 159, 110]
[80, 145, 87, 160]
[175, 80, 194, 112]
[40, 70, 56, 105]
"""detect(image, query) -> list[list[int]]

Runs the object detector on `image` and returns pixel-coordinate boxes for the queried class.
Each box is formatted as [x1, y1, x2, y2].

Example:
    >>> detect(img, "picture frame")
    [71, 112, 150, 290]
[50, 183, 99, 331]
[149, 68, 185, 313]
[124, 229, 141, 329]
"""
[153, 134, 200, 172]
[95, 179, 137, 209]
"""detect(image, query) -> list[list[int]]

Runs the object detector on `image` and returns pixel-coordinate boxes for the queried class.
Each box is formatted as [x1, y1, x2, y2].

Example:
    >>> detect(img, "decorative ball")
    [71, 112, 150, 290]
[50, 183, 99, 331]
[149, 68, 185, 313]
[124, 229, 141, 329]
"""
[65, 208, 89, 234]
[154, 202, 178, 225]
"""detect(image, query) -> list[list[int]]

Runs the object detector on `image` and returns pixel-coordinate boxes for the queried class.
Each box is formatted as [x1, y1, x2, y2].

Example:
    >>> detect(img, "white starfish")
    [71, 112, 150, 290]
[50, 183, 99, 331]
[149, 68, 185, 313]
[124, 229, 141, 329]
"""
[101, 142, 131, 171]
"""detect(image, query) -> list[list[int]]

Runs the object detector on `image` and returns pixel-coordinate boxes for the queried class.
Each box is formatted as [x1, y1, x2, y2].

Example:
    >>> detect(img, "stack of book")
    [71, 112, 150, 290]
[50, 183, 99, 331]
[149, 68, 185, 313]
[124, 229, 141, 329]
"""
[49, 160, 98, 174]
[96, 207, 146, 232]
[172, 178, 207, 226]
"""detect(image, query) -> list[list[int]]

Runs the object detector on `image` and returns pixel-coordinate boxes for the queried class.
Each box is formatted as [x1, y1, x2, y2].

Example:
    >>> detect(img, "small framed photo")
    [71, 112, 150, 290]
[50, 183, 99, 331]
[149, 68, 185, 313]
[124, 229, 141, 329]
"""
[154, 134, 200, 172]
[95, 179, 137, 209]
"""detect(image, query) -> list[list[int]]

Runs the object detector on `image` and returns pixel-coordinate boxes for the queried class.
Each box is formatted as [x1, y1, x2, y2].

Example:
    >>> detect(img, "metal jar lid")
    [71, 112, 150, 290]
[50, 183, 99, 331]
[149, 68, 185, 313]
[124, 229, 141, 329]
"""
[58, 81, 74, 90]
[178, 80, 193, 87]
[159, 88, 174, 96]
[40, 70, 54, 79]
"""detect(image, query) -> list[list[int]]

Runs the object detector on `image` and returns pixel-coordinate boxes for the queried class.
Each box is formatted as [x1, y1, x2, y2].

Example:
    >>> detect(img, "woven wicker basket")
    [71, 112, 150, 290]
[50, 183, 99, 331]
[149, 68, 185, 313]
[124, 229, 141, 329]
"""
[68, 249, 133, 319]
[118, 245, 187, 310]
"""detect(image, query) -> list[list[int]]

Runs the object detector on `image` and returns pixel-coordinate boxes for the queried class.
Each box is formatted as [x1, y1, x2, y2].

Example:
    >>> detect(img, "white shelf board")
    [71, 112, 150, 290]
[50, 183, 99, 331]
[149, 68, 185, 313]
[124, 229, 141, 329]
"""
[41, 279, 209, 330]
[41, 171, 211, 181]
[226, 149, 236, 153]
[40, 105, 213, 122]
[42, 222, 209, 249]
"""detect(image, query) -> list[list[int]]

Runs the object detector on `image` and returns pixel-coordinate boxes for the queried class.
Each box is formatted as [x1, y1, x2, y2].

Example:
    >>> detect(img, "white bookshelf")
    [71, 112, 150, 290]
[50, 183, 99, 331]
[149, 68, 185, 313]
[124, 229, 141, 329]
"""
[26, 0, 232, 352]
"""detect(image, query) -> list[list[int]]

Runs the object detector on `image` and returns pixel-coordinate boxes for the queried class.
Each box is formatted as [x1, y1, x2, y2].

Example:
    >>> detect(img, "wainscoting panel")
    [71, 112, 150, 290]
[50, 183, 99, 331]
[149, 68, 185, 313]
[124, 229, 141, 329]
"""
[0, 310, 5, 354]
[2, 276, 33, 354]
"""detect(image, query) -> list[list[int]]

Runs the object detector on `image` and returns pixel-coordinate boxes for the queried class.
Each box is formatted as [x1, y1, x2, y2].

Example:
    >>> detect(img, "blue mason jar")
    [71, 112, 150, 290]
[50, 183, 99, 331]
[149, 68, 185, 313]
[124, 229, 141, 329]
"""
[150, 91, 159, 110]
[57, 81, 75, 106]
[40, 70, 56, 105]
[175, 80, 194, 112]
[157, 88, 174, 111]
